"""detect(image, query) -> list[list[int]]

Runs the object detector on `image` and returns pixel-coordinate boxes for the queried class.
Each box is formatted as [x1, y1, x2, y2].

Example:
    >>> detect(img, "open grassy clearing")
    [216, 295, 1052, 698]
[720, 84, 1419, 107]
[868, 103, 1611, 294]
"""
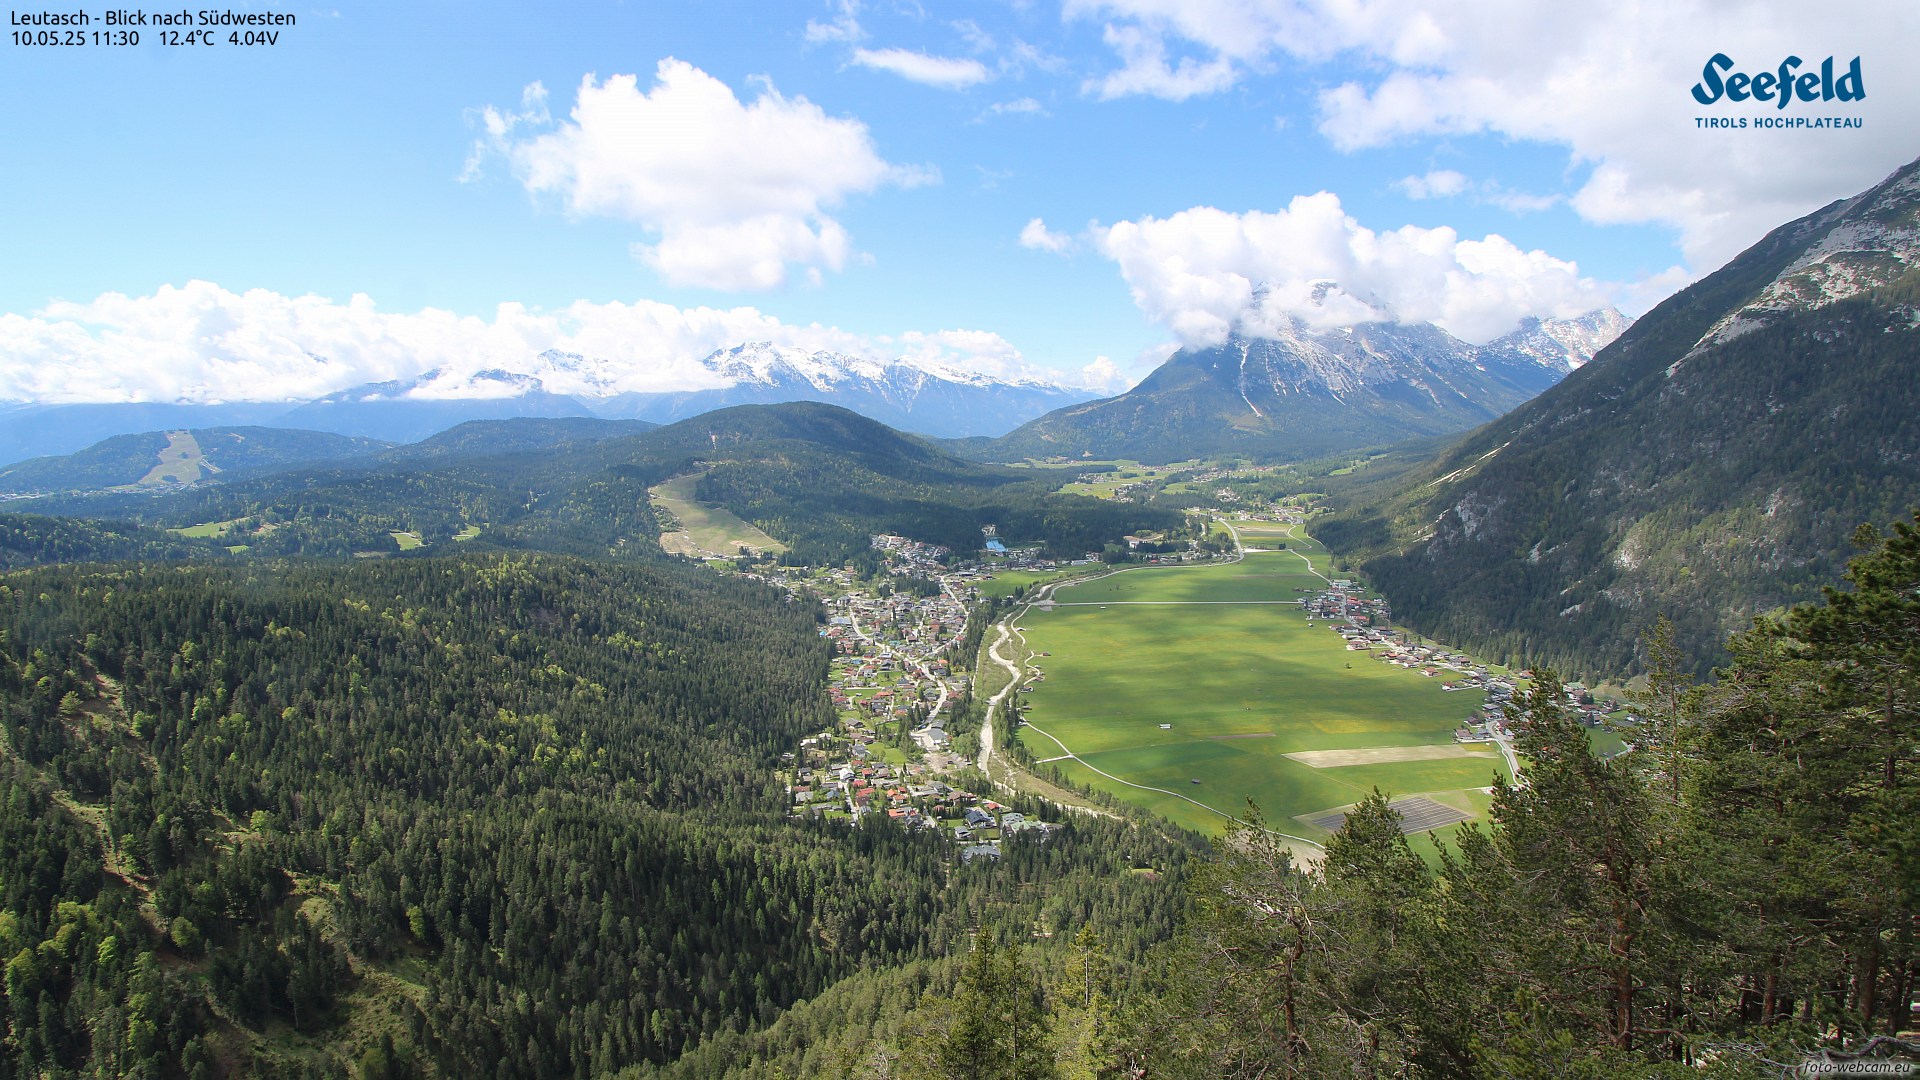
[137, 431, 207, 486]
[174, 517, 244, 539]
[390, 531, 426, 550]
[1055, 461, 1197, 499]
[1011, 533, 1507, 845]
[648, 472, 787, 557]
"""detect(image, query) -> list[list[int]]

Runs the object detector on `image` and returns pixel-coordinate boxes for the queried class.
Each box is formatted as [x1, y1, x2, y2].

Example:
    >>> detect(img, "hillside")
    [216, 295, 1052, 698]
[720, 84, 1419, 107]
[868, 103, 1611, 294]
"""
[13, 403, 1181, 565]
[1316, 156, 1920, 676]
[0, 554, 1192, 1075]
[0, 512, 226, 570]
[0, 427, 393, 496]
[974, 310, 1625, 464]
[382, 416, 657, 461]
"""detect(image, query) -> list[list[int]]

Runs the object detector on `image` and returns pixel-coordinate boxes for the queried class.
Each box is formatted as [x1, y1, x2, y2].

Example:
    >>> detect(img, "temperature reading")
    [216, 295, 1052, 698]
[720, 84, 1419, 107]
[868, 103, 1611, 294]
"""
[6, 11, 296, 51]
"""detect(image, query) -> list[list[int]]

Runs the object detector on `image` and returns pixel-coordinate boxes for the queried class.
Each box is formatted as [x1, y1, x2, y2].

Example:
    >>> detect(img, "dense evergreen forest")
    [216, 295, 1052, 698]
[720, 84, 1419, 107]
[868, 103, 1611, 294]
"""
[0, 515, 224, 572]
[0, 555, 1193, 1077]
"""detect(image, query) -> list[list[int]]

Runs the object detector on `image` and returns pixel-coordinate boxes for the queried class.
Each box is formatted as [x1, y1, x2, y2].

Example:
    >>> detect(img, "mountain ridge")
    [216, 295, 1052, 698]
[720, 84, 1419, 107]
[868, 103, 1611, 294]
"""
[0, 344, 1099, 464]
[972, 308, 1627, 464]
[1315, 154, 1920, 676]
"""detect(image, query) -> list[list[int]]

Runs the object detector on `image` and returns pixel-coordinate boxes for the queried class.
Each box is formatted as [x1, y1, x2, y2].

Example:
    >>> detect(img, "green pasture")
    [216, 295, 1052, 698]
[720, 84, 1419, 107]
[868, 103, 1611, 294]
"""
[977, 568, 1097, 599]
[1011, 549, 1505, 841]
[1040, 554, 1319, 605]
[173, 518, 243, 539]
[649, 472, 788, 556]
[138, 431, 207, 486]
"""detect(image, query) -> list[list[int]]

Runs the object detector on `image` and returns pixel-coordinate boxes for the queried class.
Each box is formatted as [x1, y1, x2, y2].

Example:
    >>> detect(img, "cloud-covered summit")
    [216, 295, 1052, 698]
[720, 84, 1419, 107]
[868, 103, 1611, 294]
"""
[1047, 192, 1626, 347]
[0, 281, 1121, 406]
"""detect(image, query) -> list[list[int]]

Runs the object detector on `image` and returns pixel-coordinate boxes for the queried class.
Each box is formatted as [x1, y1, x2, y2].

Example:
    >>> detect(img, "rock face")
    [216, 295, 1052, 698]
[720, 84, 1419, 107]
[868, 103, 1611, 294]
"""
[977, 308, 1626, 464]
[1317, 154, 1920, 676]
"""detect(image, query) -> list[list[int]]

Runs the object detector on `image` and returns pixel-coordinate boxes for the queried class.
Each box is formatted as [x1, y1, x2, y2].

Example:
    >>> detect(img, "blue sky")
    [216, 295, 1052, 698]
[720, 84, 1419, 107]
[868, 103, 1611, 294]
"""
[1, 0, 1913, 402]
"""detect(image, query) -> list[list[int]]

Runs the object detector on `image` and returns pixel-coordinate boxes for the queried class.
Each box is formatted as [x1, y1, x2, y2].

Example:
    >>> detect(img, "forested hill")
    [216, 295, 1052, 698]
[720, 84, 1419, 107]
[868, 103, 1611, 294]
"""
[0, 427, 394, 496]
[0, 513, 225, 571]
[6, 403, 1180, 567]
[0, 553, 1193, 1077]
[1315, 155, 1920, 677]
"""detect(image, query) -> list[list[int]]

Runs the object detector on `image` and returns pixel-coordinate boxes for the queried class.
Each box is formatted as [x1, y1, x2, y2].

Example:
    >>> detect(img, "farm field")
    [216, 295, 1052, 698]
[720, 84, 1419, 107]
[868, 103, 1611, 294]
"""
[976, 567, 1099, 599]
[1051, 460, 1199, 499]
[649, 472, 788, 558]
[1011, 523, 1508, 852]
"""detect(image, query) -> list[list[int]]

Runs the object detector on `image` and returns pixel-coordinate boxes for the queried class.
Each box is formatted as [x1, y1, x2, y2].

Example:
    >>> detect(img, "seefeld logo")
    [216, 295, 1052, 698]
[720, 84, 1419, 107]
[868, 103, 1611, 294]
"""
[1692, 54, 1864, 107]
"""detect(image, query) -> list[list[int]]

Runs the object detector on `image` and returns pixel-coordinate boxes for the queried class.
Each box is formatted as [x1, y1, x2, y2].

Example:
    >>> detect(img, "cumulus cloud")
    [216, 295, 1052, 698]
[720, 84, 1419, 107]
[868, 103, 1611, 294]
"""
[1069, 0, 1920, 269]
[1076, 355, 1129, 393]
[1094, 193, 1627, 347]
[1019, 217, 1077, 254]
[471, 59, 928, 290]
[0, 281, 1090, 404]
[852, 46, 992, 88]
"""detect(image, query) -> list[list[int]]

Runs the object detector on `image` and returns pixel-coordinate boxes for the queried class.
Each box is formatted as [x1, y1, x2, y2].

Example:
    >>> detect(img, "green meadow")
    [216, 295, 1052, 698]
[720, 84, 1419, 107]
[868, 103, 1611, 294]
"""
[649, 472, 788, 557]
[976, 567, 1097, 599]
[1012, 525, 1508, 848]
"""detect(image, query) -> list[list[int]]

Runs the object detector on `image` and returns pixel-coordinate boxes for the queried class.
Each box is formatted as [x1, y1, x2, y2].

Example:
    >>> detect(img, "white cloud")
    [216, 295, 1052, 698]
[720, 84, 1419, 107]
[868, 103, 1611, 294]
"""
[804, 0, 863, 43]
[852, 46, 993, 88]
[1069, 0, 1920, 269]
[1394, 169, 1561, 214]
[1082, 22, 1236, 101]
[1076, 355, 1130, 393]
[0, 281, 1112, 404]
[1094, 193, 1625, 346]
[472, 59, 926, 290]
[983, 96, 1046, 118]
[1393, 169, 1469, 200]
[1019, 217, 1077, 254]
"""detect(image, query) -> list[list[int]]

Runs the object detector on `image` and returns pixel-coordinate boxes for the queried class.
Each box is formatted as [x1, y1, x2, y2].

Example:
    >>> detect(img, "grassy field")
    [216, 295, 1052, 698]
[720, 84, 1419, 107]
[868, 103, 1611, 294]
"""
[976, 568, 1099, 599]
[1010, 525, 1507, 851]
[649, 473, 787, 557]
[1054, 460, 1197, 499]
[174, 518, 243, 538]
[137, 431, 207, 486]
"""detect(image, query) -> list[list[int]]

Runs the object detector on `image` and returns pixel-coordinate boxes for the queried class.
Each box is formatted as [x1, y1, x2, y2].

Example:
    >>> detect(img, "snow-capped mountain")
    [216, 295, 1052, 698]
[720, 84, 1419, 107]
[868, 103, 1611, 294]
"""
[592, 343, 1099, 438]
[1477, 309, 1635, 395]
[0, 346, 1102, 463]
[979, 307, 1627, 463]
